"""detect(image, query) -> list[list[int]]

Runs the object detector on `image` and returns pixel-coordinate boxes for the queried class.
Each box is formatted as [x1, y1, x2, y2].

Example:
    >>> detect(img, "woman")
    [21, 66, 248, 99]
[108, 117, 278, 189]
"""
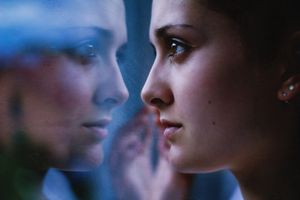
[0, 0, 128, 199]
[109, 107, 194, 200]
[142, 0, 300, 199]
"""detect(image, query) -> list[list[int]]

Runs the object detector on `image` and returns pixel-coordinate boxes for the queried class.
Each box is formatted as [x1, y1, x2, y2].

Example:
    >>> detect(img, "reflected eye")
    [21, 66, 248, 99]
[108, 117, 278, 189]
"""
[116, 44, 127, 66]
[76, 42, 97, 58]
[65, 40, 100, 65]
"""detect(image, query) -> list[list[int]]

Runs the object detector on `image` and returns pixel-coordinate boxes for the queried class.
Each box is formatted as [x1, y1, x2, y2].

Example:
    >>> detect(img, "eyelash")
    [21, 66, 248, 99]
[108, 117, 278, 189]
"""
[116, 45, 127, 66]
[65, 40, 100, 65]
[165, 37, 191, 61]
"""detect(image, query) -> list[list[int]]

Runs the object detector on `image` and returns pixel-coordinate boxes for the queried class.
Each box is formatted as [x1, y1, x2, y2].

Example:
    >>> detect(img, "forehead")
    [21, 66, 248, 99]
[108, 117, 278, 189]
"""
[0, 0, 125, 34]
[2, 0, 124, 27]
[0, 0, 126, 52]
[151, 0, 204, 27]
[150, 0, 210, 41]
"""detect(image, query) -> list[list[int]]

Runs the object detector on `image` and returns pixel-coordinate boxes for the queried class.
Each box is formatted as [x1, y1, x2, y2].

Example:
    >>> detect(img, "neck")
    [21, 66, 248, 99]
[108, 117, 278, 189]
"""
[233, 142, 300, 200]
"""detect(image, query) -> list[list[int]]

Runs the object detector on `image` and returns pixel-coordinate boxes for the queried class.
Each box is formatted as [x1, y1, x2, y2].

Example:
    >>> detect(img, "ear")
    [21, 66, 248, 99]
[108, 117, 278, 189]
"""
[277, 75, 300, 102]
[277, 32, 300, 102]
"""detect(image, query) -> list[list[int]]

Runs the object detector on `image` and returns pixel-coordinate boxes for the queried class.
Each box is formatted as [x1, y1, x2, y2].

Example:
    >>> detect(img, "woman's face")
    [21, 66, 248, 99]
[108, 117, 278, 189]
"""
[0, 0, 128, 170]
[142, 0, 284, 172]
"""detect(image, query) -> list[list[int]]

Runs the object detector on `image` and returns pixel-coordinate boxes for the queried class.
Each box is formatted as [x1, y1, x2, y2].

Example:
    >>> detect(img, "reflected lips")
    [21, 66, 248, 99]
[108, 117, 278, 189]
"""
[160, 119, 182, 139]
[82, 119, 111, 140]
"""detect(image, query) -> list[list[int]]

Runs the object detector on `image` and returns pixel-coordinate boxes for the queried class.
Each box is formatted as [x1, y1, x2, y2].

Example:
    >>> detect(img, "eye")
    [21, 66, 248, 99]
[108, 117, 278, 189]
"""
[150, 43, 157, 56]
[166, 38, 191, 61]
[65, 40, 100, 65]
[78, 43, 97, 58]
[72, 41, 98, 58]
[116, 44, 127, 66]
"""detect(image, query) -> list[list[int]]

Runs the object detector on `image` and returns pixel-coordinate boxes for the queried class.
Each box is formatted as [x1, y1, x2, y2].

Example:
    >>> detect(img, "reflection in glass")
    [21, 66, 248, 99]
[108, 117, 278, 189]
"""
[0, 0, 128, 199]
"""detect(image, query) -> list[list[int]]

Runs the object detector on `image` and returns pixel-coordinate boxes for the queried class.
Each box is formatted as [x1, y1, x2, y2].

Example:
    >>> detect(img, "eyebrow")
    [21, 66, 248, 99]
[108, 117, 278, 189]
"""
[46, 26, 116, 50]
[88, 26, 128, 47]
[11, 26, 119, 55]
[66, 26, 113, 41]
[155, 24, 196, 38]
[91, 27, 113, 40]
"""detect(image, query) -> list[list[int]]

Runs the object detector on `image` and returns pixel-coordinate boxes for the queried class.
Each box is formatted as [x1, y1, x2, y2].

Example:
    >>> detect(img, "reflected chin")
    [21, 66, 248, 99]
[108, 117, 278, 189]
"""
[63, 144, 104, 171]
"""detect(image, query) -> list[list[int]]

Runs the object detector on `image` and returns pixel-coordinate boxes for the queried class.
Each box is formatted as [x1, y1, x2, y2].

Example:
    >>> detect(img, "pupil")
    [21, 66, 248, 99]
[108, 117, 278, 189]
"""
[86, 44, 96, 56]
[171, 43, 177, 50]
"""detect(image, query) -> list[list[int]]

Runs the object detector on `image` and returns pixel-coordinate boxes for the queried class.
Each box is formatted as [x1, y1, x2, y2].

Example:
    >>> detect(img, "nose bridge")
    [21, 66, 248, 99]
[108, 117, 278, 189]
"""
[141, 61, 160, 99]
[93, 58, 129, 108]
[141, 58, 172, 107]
[111, 61, 129, 102]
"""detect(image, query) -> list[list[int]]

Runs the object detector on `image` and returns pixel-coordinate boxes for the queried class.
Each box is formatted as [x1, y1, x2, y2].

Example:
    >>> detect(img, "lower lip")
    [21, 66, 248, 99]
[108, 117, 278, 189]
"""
[163, 126, 182, 140]
[83, 126, 108, 141]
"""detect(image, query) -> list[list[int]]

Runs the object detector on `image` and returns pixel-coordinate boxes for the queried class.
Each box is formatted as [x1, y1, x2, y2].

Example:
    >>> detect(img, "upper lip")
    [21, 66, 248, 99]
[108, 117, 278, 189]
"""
[160, 119, 182, 129]
[82, 118, 111, 128]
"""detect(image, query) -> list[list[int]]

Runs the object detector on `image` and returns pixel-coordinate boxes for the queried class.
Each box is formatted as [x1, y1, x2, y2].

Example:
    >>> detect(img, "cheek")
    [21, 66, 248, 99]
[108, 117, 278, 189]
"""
[177, 50, 257, 123]
[174, 58, 260, 154]
[19, 62, 93, 112]
[173, 65, 228, 124]
[50, 75, 92, 111]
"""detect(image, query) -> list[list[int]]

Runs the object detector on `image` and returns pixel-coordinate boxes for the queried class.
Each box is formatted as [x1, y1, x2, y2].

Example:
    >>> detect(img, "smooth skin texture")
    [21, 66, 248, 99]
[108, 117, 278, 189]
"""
[142, 0, 300, 199]
[142, 0, 283, 172]
[0, 0, 128, 171]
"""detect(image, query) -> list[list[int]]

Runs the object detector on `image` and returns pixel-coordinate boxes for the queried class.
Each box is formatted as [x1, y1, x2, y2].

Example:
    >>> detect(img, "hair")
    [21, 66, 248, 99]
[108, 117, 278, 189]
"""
[200, 0, 300, 64]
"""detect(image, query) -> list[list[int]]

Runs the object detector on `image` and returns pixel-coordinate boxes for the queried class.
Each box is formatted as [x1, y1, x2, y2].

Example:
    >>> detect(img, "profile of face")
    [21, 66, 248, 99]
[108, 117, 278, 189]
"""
[0, 0, 128, 171]
[142, 0, 285, 173]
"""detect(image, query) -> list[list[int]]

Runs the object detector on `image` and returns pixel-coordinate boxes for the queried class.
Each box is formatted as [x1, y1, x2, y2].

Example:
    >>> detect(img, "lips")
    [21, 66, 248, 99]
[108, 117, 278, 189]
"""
[82, 119, 111, 141]
[160, 119, 183, 139]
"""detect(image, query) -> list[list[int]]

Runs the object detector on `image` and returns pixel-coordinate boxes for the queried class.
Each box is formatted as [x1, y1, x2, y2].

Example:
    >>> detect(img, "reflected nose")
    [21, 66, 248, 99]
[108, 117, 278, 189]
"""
[93, 62, 129, 110]
[141, 62, 173, 109]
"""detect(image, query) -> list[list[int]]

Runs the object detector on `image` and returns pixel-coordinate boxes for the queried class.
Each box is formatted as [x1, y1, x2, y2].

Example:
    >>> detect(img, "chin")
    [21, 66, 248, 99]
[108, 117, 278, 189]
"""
[168, 157, 197, 173]
[170, 157, 221, 174]
[63, 157, 103, 172]
[167, 147, 195, 173]
[168, 147, 221, 174]
[62, 147, 104, 171]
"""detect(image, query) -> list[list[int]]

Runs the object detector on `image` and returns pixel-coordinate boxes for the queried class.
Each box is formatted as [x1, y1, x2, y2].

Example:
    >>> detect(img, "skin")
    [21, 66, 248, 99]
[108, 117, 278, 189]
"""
[0, 0, 128, 171]
[142, 0, 300, 199]
[109, 108, 192, 200]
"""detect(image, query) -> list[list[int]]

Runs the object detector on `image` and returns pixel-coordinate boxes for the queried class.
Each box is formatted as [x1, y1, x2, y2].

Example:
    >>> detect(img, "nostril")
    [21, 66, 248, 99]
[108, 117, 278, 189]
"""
[102, 98, 119, 109]
[141, 77, 174, 108]
[93, 93, 119, 109]
[93, 84, 128, 109]
[141, 87, 174, 109]
[150, 98, 166, 108]
[105, 98, 118, 104]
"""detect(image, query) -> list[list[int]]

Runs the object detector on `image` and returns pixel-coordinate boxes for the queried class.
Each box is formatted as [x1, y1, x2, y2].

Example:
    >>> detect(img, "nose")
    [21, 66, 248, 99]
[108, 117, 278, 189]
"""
[93, 61, 129, 110]
[141, 61, 173, 109]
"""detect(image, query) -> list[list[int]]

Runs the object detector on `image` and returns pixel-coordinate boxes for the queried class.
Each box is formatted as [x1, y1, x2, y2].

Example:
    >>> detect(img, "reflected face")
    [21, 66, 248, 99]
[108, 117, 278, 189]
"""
[0, 0, 128, 170]
[142, 0, 282, 172]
